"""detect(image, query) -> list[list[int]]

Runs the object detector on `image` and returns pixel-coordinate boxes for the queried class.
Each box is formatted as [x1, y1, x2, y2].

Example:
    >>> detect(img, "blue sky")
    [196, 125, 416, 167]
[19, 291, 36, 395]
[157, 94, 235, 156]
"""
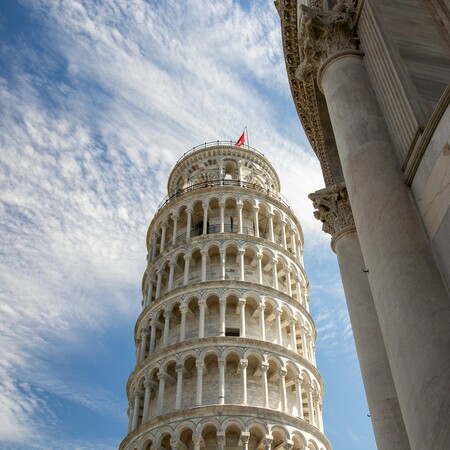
[0, 1, 376, 449]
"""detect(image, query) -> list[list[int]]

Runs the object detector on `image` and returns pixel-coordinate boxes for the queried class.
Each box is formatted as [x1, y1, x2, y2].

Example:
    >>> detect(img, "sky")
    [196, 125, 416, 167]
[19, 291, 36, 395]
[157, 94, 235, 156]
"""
[0, 1, 376, 449]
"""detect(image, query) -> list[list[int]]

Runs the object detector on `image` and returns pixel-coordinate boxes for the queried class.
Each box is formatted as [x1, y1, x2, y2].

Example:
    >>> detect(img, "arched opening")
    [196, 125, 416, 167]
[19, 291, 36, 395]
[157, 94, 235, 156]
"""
[205, 294, 220, 337]
[224, 351, 240, 404]
[224, 197, 238, 233]
[206, 244, 221, 281]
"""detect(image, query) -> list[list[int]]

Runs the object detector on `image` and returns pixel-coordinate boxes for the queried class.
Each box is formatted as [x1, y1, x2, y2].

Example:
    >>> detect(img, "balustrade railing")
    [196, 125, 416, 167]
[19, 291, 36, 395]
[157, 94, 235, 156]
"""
[157, 178, 291, 211]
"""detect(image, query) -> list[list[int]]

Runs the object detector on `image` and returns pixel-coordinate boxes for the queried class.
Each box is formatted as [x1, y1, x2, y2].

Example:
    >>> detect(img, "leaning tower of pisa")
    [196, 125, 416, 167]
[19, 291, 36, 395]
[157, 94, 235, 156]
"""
[119, 142, 331, 450]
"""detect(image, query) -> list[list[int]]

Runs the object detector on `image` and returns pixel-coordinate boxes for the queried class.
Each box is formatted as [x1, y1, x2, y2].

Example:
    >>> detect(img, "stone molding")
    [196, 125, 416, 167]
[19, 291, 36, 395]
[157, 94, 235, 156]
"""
[119, 404, 331, 450]
[308, 183, 355, 236]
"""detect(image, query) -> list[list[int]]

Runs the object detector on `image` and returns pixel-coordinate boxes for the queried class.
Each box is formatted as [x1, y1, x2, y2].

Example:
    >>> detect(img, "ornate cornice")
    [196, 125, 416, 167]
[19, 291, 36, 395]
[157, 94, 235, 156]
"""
[279, 0, 333, 185]
[278, 0, 359, 186]
[308, 182, 354, 236]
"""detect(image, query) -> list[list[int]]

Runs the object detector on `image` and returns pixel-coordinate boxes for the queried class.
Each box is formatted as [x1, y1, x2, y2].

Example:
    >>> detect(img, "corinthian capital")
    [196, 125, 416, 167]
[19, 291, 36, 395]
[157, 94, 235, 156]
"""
[308, 183, 354, 236]
[296, 0, 358, 81]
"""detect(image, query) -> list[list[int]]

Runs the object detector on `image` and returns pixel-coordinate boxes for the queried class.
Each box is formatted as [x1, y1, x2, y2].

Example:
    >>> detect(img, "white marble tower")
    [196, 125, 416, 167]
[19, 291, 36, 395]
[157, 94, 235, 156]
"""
[119, 141, 331, 450]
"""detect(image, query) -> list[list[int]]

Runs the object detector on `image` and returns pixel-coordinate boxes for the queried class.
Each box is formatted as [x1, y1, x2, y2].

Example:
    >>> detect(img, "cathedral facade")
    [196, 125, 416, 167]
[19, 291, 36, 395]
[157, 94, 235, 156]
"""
[277, 1, 450, 449]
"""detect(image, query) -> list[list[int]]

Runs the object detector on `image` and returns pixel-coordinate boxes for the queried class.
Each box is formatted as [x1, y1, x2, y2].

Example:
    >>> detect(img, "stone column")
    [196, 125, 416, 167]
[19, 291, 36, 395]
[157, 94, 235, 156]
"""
[220, 249, 226, 279]
[305, 383, 314, 426]
[195, 361, 204, 406]
[259, 303, 266, 340]
[300, 326, 308, 360]
[131, 390, 142, 430]
[253, 206, 260, 237]
[159, 223, 167, 253]
[299, 5, 450, 448]
[139, 330, 149, 363]
[309, 183, 410, 449]
[239, 298, 246, 337]
[171, 216, 178, 246]
[261, 363, 269, 408]
[256, 253, 263, 284]
[295, 278, 302, 305]
[142, 380, 152, 423]
[217, 433, 225, 450]
[183, 255, 190, 285]
[275, 309, 282, 345]
[163, 311, 171, 347]
[127, 402, 133, 432]
[175, 365, 184, 410]
[286, 266, 292, 296]
[198, 300, 206, 338]
[193, 434, 201, 450]
[240, 359, 248, 405]
[219, 298, 226, 336]
[263, 436, 273, 450]
[184, 209, 192, 241]
[289, 319, 297, 352]
[219, 202, 225, 232]
[157, 372, 166, 416]
[295, 377, 304, 419]
[290, 230, 297, 256]
[202, 202, 208, 235]
[149, 319, 157, 355]
[281, 220, 287, 249]
[238, 249, 245, 281]
[241, 432, 250, 450]
[218, 358, 225, 404]
[237, 202, 243, 234]
[272, 259, 278, 290]
[155, 269, 163, 299]
[279, 369, 287, 413]
[151, 234, 157, 260]
[268, 212, 274, 242]
[201, 250, 207, 282]
[168, 261, 175, 291]
[179, 305, 187, 342]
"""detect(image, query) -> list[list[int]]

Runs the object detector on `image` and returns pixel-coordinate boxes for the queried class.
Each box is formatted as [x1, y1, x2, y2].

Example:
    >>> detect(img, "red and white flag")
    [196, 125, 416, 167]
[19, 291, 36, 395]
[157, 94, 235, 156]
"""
[235, 131, 245, 147]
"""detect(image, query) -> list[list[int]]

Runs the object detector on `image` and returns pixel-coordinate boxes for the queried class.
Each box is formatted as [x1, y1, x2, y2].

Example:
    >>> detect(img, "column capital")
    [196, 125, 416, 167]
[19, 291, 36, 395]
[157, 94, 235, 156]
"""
[239, 359, 248, 369]
[240, 432, 250, 444]
[296, 1, 359, 82]
[217, 433, 226, 445]
[168, 261, 177, 268]
[238, 297, 246, 306]
[309, 182, 355, 237]
[176, 364, 186, 374]
[261, 363, 269, 372]
[279, 368, 287, 378]
[183, 254, 192, 261]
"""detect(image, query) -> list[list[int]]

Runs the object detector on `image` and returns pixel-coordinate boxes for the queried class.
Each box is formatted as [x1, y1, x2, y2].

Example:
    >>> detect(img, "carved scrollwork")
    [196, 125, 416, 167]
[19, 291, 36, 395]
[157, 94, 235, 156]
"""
[308, 183, 354, 235]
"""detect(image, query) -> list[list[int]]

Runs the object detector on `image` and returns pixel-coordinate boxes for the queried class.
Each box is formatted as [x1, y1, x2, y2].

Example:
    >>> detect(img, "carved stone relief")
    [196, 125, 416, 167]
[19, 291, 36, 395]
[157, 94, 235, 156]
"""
[308, 183, 354, 235]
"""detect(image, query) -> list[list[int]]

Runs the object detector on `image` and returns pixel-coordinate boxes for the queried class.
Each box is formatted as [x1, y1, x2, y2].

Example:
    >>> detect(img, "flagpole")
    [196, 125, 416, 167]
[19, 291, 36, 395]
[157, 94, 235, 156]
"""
[245, 125, 249, 149]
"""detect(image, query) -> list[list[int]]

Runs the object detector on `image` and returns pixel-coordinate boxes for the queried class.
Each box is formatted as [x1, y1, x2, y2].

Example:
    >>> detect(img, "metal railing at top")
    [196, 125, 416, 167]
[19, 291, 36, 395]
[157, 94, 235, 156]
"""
[175, 140, 268, 164]
[157, 178, 292, 212]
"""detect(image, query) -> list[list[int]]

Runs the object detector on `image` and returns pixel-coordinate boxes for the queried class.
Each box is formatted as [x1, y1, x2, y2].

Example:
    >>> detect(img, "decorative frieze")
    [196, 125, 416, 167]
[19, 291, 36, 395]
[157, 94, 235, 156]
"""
[309, 183, 354, 236]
